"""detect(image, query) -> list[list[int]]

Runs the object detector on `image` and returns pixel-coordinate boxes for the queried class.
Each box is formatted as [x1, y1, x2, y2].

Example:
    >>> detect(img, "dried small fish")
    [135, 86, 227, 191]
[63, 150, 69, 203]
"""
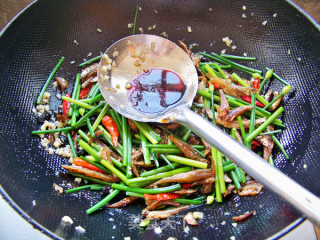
[232, 211, 256, 222]
[55, 77, 68, 92]
[106, 196, 139, 208]
[146, 200, 180, 210]
[238, 180, 264, 196]
[62, 165, 120, 182]
[143, 205, 190, 219]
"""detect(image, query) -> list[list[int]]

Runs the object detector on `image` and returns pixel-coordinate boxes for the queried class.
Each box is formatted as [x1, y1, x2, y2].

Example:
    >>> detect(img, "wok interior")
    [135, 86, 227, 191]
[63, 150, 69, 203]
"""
[98, 34, 198, 122]
[0, 0, 319, 239]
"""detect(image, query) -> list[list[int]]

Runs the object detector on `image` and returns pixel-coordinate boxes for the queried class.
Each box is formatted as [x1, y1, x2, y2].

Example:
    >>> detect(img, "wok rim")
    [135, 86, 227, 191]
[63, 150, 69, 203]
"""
[0, 0, 318, 239]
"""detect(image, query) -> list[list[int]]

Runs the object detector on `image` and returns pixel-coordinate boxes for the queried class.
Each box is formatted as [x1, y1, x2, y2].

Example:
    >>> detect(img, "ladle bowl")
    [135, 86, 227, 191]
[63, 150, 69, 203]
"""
[98, 34, 320, 227]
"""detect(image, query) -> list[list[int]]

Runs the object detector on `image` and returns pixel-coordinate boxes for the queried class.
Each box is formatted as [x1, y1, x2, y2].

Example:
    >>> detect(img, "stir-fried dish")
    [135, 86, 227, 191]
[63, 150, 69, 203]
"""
[32, 38, 291, 227]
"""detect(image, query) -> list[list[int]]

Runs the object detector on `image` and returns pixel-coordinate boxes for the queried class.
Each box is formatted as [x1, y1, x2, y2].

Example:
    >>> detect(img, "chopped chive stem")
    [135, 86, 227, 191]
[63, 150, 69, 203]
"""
[132, 5, 139, 35]
[223, 160, 233, 166]
[62, 96, 94, 110]
[126, 125, 132, 177]
[237, 117, 249, 148]
[150, 150, 160, 168]
[110, 156, 126, 172]
[141, 122, 162, 142]
[67, 131, 77, 157]
[269, 155, 275, 166]
[127, 167, 192, 184]
[199, 62, 232, 69]
[80, 156, 112, 175]
[140, 131, 151, 165]
[236, 166, 247, 183]
[255, 94, 270, 106]
[97, 125, 123, 156]
[221, 54, 257, 61]
[248, 93, 256, 147]
[37, 56, 65, 104]
[126, 192, 144, 198]
[78, 129, 100, 151]
[145, 144, 205, 150]
[75, 102, 105, 127]
[68, 172, 112, 186]
[193, 147, 206, 158]
[101, 160, 129, 185]
[78, 139, 102, 161]
[31, 123, 86, 134]
[216, 151, 226, 193]
[210, 52, 263, 74]
[69, 73, 82, 116]
[78, 55, 102, 68]
[200, 52, 228, 65]
[140, 163, 181, 177]
[91, 84, 101, 98]
[66, 184, 95, 194]
[88, 83, 99, 98]
[86, 118, 95, 137]
[258, 69, 273, 94]
[109, 109, 123, 138]
[133, 121, 159, 144]
[232, 73, 249, 87]
[86, 189, 120, 215]
[182, 129, 192, 142]
[266, 67, 290, 86]
[112, 183, 181, 194]
[160, 154, 175, 169]
[174, 198, 202, 205]
[87, 82, 97, 98]
[223, 163, 236, 172]
[215, 173, 222, 202]
[214, 62, 227, 79]
[259, 129, 282, 135]
[89, 93, 104, 104]
[230, 170, 241, 189]
[246, 107, 284, 142]
[155, 124, 183, 141]
[204, 64, 217, 77]
[122, 116, 128, 166]
[266, 129, 289, 159]
[165, 155, 207, 169]
[71, 77, 81, 126]
[91, 103, 110, 131]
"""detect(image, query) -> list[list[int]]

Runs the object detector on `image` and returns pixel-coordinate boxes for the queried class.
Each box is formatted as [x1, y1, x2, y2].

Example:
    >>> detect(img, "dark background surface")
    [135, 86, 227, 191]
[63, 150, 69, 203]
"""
[0, 0, 320, 240]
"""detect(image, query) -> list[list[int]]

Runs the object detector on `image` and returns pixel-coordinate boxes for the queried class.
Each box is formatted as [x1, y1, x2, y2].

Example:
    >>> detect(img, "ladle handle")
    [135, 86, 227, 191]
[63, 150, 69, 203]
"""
[173, 106, 320, 227]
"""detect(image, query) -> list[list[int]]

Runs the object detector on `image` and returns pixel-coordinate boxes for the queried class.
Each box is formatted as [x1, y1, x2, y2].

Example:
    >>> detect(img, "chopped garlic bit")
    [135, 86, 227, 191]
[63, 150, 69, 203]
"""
[128, 23, 133, 28]
[231, 45, 237, 50]
[230, 236, 236, 240]
[148, 26, 152, 31]
[232, 223, 238, 227]
[152, 24, 156, 29]
[303, 164, 307, 169]
[41, 92, 51, 104]
[154, 226, 162, 234]
[187, 26, 192, 33]
[221, 49, 226, 55]
[139, 6, 142, 10]
[262, 20, 268, 25]
[124, 237, 131, 240]
[193, 211, 204, 219]
[138, 27, 144, 33]
[113, 51, 119, 57]
[87, 52, 92, 57]
[222, 37, 233, 47]
[242, 5, 246, 10]
[161, 32, 168, 38]
[288, 49, 291, 55]
[61, 216, 74, 225]
[73, 40, 79, 45]
[70, 60, 75, 64]
[154, 8, 158, 14]
[297, 57, 301, 62]
[74, 177, 82, 184]
[273, 13, 277, 17]
[184, 226, 190, 233]
[75, 225, 86, 234]
[243, 52, 248, 57]
[209, 8, 212, 11]
[97, 28, 102, 32]
[32, 200, 36, 206]
[53, 183, 63, 194]
[242, 13, 247, 18]
[221, 220, 226, 225]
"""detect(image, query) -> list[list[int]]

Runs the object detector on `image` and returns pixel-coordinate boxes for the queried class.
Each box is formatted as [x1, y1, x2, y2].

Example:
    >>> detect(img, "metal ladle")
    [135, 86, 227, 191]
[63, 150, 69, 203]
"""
[98, 34, 320, 227]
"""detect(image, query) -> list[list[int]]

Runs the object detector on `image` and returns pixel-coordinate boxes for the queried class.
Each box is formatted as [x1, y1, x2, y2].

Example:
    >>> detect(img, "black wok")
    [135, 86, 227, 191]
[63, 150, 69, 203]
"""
[0, 0, 319, 239]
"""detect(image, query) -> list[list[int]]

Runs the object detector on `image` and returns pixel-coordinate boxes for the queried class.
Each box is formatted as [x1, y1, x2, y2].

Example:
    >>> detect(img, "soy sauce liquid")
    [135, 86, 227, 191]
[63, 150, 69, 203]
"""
[128, 68, 186, 114]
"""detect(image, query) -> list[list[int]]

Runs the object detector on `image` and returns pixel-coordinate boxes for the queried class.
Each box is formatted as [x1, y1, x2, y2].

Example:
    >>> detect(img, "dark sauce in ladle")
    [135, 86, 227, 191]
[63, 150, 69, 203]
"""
[128, 68, 186, 114]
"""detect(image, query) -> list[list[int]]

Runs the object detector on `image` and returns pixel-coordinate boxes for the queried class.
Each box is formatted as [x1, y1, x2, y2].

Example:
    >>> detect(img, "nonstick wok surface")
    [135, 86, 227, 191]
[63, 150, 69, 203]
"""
[0, 0, 320, 239]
